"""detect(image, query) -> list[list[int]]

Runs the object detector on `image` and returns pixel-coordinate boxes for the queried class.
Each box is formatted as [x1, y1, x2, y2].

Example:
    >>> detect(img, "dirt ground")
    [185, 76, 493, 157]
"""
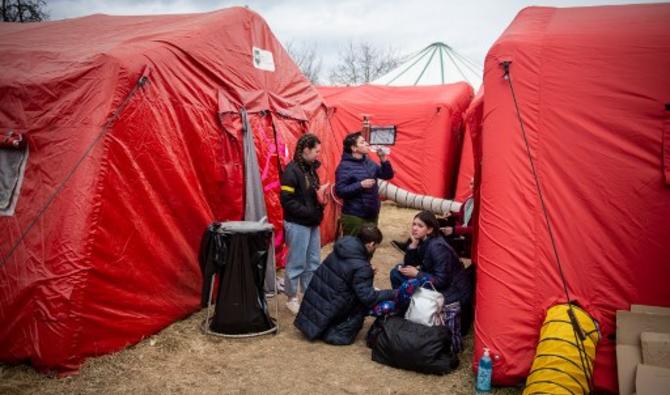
[1, 203, 522, 395]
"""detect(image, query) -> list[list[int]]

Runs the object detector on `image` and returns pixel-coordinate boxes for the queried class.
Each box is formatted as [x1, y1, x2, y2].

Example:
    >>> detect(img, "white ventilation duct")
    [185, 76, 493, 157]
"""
[378, 180, 462, 214]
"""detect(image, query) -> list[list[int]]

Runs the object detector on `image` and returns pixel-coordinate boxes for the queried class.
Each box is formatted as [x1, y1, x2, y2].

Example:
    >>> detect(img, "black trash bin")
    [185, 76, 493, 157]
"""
[199, 221, 278, 337]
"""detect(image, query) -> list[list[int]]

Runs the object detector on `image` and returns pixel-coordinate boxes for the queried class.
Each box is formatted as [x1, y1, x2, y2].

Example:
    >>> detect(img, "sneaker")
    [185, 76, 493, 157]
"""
[286, 297, 301, 315]
[390, 239, 409, 255]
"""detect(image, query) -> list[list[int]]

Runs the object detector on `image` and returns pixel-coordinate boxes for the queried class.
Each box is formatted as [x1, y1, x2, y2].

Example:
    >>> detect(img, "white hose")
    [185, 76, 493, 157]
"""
[378, 180, 462, 214]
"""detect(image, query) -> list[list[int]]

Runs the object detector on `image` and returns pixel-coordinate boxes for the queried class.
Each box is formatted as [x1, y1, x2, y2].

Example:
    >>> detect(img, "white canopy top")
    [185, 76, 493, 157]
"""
[372, 42, 482, 89]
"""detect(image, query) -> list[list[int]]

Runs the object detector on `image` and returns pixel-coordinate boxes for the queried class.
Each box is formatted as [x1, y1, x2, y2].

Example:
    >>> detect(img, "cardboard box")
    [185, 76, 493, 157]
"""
[616, 310, 670, 395]
[632, 305, 670, 316]
[617, 343, 642, 395]
[636, 364, 670, 395]
[641, 332, 670, 369]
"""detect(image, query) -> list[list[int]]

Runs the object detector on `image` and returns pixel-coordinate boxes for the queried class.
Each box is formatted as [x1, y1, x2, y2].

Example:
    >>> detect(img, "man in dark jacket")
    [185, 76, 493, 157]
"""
[335, 132, 394, 236]
[294, 224, 394, 345]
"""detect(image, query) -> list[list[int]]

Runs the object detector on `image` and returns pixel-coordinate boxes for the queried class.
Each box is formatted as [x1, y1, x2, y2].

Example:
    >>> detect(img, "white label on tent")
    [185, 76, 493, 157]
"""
[252, 46, 275, 72]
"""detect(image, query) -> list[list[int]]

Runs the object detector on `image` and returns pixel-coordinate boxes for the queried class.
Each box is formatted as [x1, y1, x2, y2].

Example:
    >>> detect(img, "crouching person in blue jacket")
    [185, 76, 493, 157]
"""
[294, 224, 394, 345]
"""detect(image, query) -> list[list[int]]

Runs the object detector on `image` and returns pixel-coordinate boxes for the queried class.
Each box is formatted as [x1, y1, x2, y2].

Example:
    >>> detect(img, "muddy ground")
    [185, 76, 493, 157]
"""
[1, 203, 521, 394]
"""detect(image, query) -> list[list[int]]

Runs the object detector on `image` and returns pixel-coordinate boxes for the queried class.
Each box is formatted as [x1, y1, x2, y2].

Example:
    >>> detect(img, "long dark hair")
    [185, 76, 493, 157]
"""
[414, 210, 441, 238]
[293, 133, 321, 190]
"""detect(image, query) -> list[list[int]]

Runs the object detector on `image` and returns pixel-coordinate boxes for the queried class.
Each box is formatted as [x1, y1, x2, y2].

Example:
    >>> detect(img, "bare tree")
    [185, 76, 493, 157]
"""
[1, 0, 49, 22]
[329, 41, 400, 85]
[285, 41, 323, 85]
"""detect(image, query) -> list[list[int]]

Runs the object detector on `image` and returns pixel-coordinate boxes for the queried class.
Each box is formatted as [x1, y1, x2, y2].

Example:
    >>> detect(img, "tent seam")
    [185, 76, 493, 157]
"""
[529, 9, 554, 321]
[64, 66, 139, 369]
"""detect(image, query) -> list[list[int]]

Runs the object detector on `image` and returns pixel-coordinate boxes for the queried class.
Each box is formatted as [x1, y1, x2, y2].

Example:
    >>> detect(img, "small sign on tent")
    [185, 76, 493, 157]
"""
[252, 46, 275, 71]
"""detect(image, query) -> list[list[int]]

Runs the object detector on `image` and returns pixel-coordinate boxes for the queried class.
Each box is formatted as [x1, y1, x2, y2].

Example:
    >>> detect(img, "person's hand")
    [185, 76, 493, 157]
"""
[316, 183, 330, 206]
[360, 178, 376, 188]
[441, 226, 454, 236]
[442, 210, 452, 219]
[408, 235, 420, 249]
[399, 265, 419, 278]
[376, 148, 388, 162]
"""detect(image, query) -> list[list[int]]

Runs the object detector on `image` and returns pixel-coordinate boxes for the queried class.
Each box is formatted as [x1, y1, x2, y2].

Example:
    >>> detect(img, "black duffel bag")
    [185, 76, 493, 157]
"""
[370, 316, 459, 375]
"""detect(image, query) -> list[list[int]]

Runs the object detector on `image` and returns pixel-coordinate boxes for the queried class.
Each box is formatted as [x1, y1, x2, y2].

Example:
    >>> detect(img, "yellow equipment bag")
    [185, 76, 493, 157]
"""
[522, 303, 600, 395]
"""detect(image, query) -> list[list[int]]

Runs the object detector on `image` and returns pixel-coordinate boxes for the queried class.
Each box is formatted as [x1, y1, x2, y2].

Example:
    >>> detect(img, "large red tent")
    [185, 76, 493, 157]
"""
[473, 4, 670, 392]
[318, 84, 473, 199]
[0, 8, 339, 373]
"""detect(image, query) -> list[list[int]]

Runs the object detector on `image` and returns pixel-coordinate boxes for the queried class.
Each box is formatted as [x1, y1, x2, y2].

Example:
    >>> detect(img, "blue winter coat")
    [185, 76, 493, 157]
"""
[294, 236, 394, 345]
[404, 236, 464, 300]
[335, 153, 394, 219]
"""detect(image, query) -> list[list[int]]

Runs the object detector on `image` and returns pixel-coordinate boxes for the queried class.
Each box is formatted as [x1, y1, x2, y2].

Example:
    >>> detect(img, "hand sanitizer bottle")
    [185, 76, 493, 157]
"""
[476, 347, 493, 393]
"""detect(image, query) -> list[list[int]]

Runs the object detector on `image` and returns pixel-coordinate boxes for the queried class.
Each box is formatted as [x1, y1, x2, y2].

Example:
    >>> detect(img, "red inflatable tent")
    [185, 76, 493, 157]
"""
[0, 8, 338, 373]
[473, 4, 670, 392]
[318, 84, 473, 199]
[454, 88, 482, 202]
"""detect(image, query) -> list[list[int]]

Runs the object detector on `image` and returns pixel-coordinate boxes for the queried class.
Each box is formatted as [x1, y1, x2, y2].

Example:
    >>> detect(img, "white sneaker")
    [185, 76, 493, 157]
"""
[286, 297, 300, 315]
[276, 278, 286, 294]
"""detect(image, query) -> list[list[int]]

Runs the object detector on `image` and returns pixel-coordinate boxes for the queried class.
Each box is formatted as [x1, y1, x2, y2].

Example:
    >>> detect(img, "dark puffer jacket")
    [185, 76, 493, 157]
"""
[335, 153, 394, 219]
[294, 236, 394, 345]
[404, 235, 463, 296]
[280, 160, 323, 227]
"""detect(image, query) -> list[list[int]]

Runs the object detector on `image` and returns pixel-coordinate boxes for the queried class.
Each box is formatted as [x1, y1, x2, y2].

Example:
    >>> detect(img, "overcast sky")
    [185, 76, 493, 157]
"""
[47, 0, 660, 81]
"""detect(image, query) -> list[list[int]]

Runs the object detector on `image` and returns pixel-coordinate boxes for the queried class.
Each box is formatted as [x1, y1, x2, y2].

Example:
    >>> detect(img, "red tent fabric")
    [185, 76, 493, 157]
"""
[454, 89, 482, 202]
[473, 5, 670, 392]
[318, 84, 473, 199]
[0, 8, 338, 373]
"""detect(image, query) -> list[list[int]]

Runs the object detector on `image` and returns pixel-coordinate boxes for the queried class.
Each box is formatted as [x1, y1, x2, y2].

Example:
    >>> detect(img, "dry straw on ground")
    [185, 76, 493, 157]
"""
[1, 203, 521, 395]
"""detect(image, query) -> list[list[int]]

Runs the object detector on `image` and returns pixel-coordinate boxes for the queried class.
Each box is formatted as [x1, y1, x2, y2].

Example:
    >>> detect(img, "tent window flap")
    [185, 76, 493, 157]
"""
[369, 125, 397, 145]
[0, 130, 28, 216]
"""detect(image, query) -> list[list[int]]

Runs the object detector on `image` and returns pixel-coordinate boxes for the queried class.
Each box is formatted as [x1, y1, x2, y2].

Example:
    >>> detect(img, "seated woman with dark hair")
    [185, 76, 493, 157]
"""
[390, 211, 460, 289]
[383, 210, 473, 352]
[392, 178, 475, 258]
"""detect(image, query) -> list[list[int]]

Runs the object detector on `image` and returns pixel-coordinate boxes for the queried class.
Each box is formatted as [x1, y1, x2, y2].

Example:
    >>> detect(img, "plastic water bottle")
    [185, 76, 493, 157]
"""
[370, 145, 391, 155]
[476, 347, 493, 393]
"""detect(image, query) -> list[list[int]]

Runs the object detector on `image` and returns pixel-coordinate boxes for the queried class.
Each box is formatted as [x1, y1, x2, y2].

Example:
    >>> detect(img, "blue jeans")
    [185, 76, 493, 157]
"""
[283, 221, 321, 297]
[390, 265, 409, 289]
